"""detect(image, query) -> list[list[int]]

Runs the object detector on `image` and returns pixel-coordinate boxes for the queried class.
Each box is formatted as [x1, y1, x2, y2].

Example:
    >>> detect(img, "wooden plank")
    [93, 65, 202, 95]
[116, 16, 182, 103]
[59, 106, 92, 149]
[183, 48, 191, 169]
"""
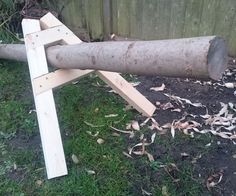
[97, 71, 156, 117]
[198, 0, 220, 36]
[214, 0, 236, 40]
[26, 25, 74, 47]
[22, 19, 67, 179]
[169, 0, 186, 39]
[183, 0, 204, 37]
[33, 69, 94, 95]
[117, 0, 130, 36]
[130, 0, 143, 39]
[41, 13, 156, 117]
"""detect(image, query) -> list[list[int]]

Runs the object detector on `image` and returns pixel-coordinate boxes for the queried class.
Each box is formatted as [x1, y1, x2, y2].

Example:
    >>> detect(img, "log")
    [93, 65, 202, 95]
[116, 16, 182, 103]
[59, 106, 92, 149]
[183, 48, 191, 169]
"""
[0, 36, 228, 80]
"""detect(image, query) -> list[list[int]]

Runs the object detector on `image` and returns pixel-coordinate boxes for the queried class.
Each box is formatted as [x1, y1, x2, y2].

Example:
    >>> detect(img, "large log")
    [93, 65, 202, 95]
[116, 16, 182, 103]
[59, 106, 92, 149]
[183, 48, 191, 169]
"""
[0, 36, 228, 80]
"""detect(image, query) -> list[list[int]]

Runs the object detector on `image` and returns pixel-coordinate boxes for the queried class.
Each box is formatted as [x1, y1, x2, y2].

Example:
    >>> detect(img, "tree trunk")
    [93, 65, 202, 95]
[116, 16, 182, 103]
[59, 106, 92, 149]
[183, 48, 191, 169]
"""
[0, 36, 228, 80]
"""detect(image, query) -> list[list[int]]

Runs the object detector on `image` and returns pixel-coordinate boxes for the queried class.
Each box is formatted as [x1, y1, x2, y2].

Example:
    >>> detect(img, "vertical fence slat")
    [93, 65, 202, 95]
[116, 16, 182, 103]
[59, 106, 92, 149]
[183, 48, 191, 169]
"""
[130, 0, 143, 38]
[103, 0, 111, 39]
[117, 0, 130, 36]
[141, 0, 157, 39]
[87, 0, 104, 40]
[198, 0, 220, 36]
[228, 13, 236, 56]
[214, 0, 236, 41]
[169, 0, 186, 39]
[183, 0, 204, 37]
[111, 0, 118, 34]
[157, 0, 172, 39]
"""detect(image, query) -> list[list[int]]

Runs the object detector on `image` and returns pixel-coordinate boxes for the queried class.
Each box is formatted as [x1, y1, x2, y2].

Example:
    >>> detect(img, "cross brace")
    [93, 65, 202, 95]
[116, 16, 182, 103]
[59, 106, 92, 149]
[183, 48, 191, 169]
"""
[22, 13, 156, 179]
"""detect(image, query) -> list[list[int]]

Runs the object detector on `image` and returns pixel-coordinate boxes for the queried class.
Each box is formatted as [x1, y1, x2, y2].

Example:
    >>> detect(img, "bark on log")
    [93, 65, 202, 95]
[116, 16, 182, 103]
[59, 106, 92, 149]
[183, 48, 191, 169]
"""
[0, 36, 228, 80]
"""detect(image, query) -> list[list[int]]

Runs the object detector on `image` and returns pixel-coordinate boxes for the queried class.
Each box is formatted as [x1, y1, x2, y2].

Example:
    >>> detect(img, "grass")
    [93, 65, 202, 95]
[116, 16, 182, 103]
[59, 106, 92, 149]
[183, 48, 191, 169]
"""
[0, 59, 213, 196]
[0, 60, 135, 195]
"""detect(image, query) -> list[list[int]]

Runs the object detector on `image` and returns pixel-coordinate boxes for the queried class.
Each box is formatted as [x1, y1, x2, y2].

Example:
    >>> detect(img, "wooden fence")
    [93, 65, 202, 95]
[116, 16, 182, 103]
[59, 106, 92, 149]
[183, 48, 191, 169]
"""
[55, 0, 236, 56]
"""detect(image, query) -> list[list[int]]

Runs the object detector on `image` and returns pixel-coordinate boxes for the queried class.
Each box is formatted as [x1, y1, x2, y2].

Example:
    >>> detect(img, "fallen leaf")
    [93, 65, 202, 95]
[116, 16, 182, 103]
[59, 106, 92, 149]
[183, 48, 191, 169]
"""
[123, 151, 133, 159]
[150, 83, 165, 91]
[224, 82, 235, 88]
[105, 114, 118, 118]
[162, 186, 169, 196]
[160, 102, 175, 110]
[171, 124, 175, 138]
[97, 138, 105, 144]
[206, 170, 224, 190]
[141, 188, 152, 195]
[145, 151, 155, 162]
[180, 152, 189, 157]
[111, 132, 120, 137]
[71, 154, 79, 164]
[130, 81, 141, 87]
[86, 131, 99, 137]
[36, 180, 43, 186]
[84, 121, 105, 128]
[86, 169, 96, 175]
[13, 163, 17, 170]
[171, 108, 181, 112]
[131, 121, 140, 131]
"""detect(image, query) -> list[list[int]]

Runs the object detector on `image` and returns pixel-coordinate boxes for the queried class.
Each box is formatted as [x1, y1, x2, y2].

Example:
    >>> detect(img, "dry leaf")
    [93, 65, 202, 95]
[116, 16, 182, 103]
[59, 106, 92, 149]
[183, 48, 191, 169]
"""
[71, 154, 79, 164]
[111, 132, 120, 137]
[130, 81, 141, 87]
[105, 114, 118, 118]
[224, 82, 235, 88]
[206, 170, 224, 190]
[86, 169, 96, 175]
[171, 124, 175, 138]
[162, 186, 169, 196]
[150, 83, 165, 91]
[13, 163, 17, 170]
[84, 121, 105, 128]
[36, 180, 43, 186]
[97, 138, 105, 144]
[86, 131, 99, 137]
[141, 188, 152, 196]
[123, 151, 133, 159]
[171, 108, 181, 112]
[161, 102, 175, 110]
[131, 121, 140, 131]
[145, 151, 155, 162]
[180, 152, 189, 157]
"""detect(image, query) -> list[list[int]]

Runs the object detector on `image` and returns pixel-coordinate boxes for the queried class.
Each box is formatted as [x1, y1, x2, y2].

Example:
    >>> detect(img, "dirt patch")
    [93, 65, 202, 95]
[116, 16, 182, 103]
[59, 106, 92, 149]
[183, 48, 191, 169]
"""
[132, 69, 236, 195]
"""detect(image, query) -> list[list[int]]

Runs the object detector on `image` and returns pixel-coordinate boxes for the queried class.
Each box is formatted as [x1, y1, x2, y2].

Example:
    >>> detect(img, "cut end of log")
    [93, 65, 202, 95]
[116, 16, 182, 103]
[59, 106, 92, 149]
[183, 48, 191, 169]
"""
[207, 37, 228, 80]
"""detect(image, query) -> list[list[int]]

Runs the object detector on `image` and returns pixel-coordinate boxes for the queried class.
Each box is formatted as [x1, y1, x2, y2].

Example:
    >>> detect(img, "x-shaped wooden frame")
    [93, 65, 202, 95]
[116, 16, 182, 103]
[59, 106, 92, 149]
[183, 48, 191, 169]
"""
[22, 13, 156, 179]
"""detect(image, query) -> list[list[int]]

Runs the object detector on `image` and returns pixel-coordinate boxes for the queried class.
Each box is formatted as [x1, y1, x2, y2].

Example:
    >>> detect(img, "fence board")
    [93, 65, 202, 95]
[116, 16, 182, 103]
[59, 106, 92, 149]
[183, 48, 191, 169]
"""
[130, 0, 143, 38]
[214, 0, 236, 41]
[52, 0, 236, 56]
[117, 0, 130, 36]
[141, 0, 157, 39]
[169, 0, 186, 39]
[198, 0, 220, 36]
[183, 0, 204, 37]
[228, 13, 236, 56]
